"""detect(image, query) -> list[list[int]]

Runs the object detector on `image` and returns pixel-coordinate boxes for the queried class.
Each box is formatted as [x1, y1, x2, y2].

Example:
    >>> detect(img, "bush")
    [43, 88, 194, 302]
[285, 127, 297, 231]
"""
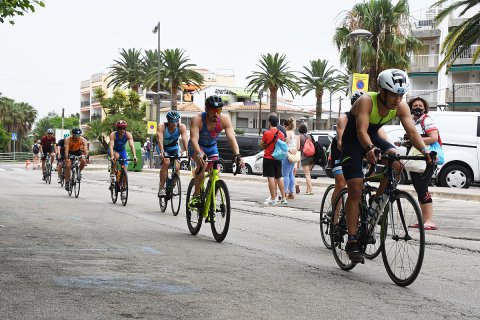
[234, 128, 245, 135]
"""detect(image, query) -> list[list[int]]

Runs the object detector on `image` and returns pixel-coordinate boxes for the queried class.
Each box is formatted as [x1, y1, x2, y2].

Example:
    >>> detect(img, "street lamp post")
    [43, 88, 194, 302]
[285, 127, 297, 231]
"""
[258, 91, 263, 135]
[349, 29, 372, 73]
[153, 21, 161, 123]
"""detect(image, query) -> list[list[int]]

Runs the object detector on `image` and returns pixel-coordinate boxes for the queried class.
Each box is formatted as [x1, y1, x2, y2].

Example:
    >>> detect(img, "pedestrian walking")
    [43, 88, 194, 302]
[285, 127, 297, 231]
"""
[261, 114, 287, 205]
[282, 117, 299, 199]
[298, 124, 315, 195]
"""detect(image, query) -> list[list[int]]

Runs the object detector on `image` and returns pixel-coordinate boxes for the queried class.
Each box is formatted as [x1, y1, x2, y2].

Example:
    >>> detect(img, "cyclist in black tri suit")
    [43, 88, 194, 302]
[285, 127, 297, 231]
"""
[341, 69, 432, 262]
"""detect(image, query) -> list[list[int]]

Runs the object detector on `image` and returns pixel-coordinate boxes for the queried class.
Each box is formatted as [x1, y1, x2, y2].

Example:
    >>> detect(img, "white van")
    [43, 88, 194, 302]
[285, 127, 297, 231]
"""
[384, 111, 480, 188]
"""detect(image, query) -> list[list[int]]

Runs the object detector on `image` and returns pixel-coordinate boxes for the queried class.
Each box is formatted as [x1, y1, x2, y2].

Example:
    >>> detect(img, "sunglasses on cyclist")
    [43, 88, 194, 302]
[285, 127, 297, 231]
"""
[73, 134, 81, 138]
[208, 108, 222, 114]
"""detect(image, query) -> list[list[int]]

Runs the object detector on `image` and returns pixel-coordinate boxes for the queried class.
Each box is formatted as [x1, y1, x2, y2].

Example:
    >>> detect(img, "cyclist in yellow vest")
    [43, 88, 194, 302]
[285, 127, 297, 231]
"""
[340, 69, 432, 262]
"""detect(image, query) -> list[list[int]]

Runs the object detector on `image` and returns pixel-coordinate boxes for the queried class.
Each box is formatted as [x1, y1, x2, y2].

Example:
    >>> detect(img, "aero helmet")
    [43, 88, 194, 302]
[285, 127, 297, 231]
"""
[72, 128, 82, 135]
[205, 95, 224, 108]
[115, 120, 128, 129]
[166, 110, 180, 122]
[351, 91, 364, 105]
[47, 128, 54, 134]
[378, 69, 410, 94]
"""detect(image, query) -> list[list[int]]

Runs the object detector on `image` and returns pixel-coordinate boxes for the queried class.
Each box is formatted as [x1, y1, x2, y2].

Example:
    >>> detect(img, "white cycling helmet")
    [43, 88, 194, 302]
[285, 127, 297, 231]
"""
[378, 69, 410, 94]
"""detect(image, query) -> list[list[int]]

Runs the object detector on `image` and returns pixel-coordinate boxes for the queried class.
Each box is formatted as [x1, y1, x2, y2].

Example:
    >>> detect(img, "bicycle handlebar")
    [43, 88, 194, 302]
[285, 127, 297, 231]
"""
[365, 150, 437, 179]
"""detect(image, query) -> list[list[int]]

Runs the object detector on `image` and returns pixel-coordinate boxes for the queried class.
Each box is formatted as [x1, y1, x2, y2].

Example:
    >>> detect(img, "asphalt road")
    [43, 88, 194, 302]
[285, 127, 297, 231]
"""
[1, 163, 479, 319]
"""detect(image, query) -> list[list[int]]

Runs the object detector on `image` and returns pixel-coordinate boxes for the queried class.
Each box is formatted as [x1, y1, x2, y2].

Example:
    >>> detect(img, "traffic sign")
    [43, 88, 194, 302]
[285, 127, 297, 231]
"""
[11, 132, 17, 141]
[351, 73, 369, 94]
[147, 121, 157, 135]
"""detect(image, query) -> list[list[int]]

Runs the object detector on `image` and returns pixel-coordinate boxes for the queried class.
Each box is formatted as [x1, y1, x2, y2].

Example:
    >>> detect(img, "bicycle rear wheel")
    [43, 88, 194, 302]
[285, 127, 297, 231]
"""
[381, 190, 425, 287]
[330, 189, 356, 271]
[319, 184, 335, 249]
[186, 178, 202, 235]
[170, 174, 182, 216]
[120, 171, 128, 206]
[364, 185, 382, 260]
[210, 179, 230, 243]
[74, 167, 81, 198]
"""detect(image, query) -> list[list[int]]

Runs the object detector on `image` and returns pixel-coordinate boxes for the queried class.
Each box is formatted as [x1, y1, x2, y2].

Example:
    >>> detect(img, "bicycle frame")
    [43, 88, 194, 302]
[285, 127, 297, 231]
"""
[201, 167, 221, 219]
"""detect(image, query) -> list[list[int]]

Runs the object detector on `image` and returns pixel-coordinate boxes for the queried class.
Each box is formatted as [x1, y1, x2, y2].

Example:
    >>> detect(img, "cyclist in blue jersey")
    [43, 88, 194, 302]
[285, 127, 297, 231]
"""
[157, 110, 189, 196]
[341, 69, 432, 262]
[108, 120, 137, 190]
[188, 95, 244, 208]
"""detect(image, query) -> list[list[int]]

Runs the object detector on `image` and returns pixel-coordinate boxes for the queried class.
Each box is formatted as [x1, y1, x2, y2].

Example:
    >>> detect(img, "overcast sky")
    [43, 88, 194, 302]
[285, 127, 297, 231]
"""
[0, 0, 430, 119]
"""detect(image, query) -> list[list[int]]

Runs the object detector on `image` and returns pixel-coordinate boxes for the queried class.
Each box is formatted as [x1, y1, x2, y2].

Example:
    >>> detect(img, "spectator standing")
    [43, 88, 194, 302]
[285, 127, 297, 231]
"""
[407, 97, 438, 230]
[261, 114, 287, 205]
[298, 124, 314, 195]
[32, 139, 40, 169]
[143, 138, 151, 165]
[282, 117, 299, 199]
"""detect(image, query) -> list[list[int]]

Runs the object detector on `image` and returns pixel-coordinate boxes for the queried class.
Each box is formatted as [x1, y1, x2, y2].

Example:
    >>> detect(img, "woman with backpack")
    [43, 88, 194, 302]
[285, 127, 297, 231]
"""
[32, 139, 40, 169]
[299, 124, 315, 195]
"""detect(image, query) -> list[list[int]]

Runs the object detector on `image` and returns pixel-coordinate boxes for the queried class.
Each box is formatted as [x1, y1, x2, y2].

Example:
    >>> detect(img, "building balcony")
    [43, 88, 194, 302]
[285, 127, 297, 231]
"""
[407, 90, 438, 105]
[80, 118, 91, 125]
[451, 45, 480, 66]
[410, 54, 439, 73]
[81, 101, 90, 107]
[446, 83, 480, 103]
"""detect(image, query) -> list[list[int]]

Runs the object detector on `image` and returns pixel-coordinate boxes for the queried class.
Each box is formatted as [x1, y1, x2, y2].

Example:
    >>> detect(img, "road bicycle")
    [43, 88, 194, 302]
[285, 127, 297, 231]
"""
[58, 162, 66, 187]
[43, 154, 52, 184]
[110, 158, 135, 206]
[158, 155, 188, 215]
[66, 155, 82, 198]
[319, 182, 378, 258]
[330, 151, 436, 286]
[185, 157, 240, 242]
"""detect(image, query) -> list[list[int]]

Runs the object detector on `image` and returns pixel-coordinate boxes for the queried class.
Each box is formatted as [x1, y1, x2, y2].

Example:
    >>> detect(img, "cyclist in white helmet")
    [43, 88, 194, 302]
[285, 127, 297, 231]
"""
[340, 69, 432, 263]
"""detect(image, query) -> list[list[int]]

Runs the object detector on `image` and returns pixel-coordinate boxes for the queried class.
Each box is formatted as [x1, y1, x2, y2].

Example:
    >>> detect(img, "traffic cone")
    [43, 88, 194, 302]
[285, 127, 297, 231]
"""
[25, 159, 31, 169]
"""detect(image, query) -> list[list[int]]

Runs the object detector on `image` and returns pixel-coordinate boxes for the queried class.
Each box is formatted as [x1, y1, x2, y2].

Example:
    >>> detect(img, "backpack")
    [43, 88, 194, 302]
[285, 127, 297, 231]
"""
[313, 139, 327, 167]
[267, 130, 288, 161]
[145, 141, 151, 151]
[303, 134, 315, 157]
[33, 144, 39, 154]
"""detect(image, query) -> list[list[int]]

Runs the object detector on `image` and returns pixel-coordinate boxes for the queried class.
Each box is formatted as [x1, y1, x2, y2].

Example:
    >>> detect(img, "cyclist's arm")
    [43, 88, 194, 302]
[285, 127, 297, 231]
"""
[189, 116, 203, 156]
[64, 138, 70, 159]
[156, 123, 165, 153]
[39, 143, 43, 155]
[109, 132, 115, 159]
[336, 114, 347, 151]
[179, 123, 189, 155]
[398, 104, 428, 153]
[82, 138, 89, 158]
[222, 115, 240, 156]
[126, 132, 136, 159]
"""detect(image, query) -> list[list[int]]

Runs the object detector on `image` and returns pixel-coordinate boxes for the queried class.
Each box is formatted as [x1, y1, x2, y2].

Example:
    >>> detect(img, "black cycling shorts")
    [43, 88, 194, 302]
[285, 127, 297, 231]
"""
[341, 135, 395, 181]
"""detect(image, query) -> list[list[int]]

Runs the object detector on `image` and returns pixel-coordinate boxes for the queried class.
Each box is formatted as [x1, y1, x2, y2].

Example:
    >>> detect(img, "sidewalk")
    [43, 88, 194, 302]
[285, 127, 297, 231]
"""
[85, 162, 480, 203]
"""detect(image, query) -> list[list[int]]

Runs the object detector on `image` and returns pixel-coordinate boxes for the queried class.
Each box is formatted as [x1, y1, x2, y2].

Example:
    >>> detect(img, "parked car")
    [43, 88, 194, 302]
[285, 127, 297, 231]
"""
[232, 150, 263, 175]
[217, 134, 262, 173]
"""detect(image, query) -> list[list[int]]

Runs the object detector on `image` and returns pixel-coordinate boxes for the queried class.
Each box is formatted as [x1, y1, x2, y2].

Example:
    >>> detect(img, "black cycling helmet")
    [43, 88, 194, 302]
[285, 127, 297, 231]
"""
[166, 110, 180, 122]
[71, 128, 82, 135]
[351, 91, 364, 105]
[205, 95, 224, 108]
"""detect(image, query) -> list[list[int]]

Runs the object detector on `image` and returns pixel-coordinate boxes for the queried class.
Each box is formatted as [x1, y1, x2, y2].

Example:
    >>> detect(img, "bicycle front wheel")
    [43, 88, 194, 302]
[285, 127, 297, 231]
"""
[74, 167, 81, 198]
[170, 174, 182, 216]
[186, 178, 202, 235]
[381, 190, 425, 287]
[68, 169, 74, 197]
[159, 188, 168, 212]
[111, 179, 118, 204]
[120, 171, 128, 206]
[60, 167, 65, 187]
[330, 189, 356, 271]
[319, 184, 335, 250]
[210, 179, 230, 243]
[46, 162, 52, 184]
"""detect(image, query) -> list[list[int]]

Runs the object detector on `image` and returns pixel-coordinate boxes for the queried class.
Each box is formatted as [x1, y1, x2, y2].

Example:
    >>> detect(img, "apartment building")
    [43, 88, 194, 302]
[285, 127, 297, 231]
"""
[409, 4, 480, 111]
[79, 72, 111, 130]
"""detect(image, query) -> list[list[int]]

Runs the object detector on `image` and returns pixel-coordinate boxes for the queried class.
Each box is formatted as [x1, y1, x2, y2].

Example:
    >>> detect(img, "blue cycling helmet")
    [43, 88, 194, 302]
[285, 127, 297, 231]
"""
[166, 110, 180, 122]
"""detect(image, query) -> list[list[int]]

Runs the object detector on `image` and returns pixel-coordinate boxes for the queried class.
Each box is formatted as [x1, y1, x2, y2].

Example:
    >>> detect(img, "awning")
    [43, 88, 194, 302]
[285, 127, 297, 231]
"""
[220, 95, 230, 102]
[445, 101, 480, 107]
[449, 65, 480, 72]
[408, 72, 438, 78]
[231, 89, 255, 98]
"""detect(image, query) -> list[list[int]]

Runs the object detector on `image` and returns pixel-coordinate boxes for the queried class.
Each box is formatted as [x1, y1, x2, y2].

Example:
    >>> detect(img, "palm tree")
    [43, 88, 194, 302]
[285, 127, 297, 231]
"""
[433, 0, 480, 72]
[161, 48, 204, 110]
[143, 49, 167, 91]
[246, 53, 300, 113]
[107, 48, 145, 93]
[299, 59, 342, 129]
[333, 0, 422, 90]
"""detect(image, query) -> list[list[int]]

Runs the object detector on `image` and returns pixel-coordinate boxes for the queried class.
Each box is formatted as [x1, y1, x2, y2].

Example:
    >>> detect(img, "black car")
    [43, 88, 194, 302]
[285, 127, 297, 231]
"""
[217, 134, 262, 172]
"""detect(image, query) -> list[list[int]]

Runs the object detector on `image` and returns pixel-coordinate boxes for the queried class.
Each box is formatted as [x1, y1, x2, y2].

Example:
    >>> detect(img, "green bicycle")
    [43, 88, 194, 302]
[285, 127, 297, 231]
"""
[186, 158, 240, 242]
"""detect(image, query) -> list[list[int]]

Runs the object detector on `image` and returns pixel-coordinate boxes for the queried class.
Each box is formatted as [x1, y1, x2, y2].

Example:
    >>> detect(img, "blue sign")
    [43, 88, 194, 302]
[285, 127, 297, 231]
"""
[11, 132, 17, 141]
[356, 80, 365, 90]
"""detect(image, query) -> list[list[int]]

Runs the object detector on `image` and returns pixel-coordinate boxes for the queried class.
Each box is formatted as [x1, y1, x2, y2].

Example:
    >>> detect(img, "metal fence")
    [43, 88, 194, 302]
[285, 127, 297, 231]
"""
[0, 152, 33, 162]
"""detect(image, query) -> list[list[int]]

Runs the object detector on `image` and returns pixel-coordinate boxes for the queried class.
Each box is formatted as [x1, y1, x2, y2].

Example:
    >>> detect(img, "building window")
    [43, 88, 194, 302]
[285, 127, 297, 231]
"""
[236, 117, 248, 128]
[181, 117, 190, 129]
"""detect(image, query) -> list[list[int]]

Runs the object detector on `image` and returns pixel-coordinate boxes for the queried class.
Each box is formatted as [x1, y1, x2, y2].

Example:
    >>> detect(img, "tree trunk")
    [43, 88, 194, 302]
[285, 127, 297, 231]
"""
[171, 85, 178, 111]
[315, 93, 323, 130]
[269, 87, 278, 114]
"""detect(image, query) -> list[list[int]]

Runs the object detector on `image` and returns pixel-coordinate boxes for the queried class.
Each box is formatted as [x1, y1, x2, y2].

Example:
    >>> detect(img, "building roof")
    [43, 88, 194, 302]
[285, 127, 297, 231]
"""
[160, 102, 202, 113]
[223, 102, 315, 115]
